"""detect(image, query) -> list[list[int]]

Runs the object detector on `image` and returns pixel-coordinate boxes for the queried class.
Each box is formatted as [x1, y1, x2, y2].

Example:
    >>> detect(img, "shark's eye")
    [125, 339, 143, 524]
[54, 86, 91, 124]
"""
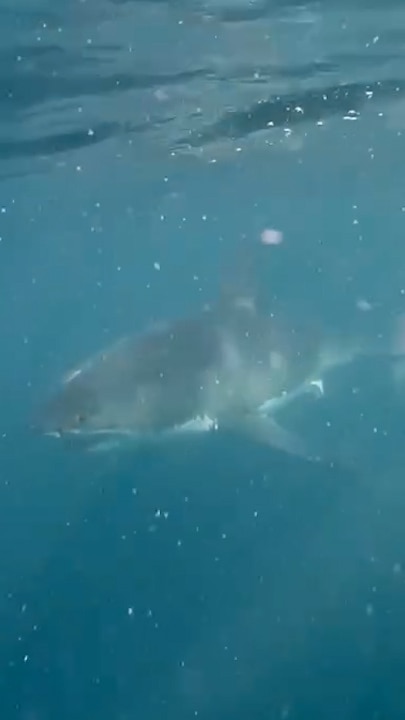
[75, 413, 86, 425]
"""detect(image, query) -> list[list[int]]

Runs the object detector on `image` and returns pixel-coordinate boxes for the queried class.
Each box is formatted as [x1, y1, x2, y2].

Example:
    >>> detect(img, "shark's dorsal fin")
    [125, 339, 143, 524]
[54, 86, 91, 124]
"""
[218, 235, 265, 313]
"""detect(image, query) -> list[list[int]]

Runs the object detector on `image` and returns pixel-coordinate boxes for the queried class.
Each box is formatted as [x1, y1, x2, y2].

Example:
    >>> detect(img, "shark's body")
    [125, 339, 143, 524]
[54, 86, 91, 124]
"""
[36, 293, 403, 461]
[37, 298, 323, 456]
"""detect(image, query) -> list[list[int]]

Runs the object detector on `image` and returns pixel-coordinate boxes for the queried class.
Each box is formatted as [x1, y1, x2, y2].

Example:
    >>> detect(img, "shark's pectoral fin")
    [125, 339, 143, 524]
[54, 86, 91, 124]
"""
[257, 378, 325, 418]
[308, 378, 324, 397]
[241, 416, 315, 460]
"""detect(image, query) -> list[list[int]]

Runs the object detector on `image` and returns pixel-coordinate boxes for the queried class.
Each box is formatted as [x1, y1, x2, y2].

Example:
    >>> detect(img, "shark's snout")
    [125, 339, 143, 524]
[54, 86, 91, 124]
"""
[35, 378, 100, 438]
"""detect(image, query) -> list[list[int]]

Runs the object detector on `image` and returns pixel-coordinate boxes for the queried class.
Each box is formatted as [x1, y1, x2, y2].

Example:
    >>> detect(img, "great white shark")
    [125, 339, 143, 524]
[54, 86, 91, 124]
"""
[35, 289, 404, 461]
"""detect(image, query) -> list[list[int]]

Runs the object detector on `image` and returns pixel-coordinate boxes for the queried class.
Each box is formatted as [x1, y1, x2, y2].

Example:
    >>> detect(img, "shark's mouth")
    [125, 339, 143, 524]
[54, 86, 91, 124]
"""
[45, 427, 135, 439]
[44, 415, 220, 451]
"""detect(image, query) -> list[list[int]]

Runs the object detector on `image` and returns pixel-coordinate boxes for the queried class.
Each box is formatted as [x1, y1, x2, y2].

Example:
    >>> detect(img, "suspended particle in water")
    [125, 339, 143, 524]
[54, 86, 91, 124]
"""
[260, 228, 283, 245]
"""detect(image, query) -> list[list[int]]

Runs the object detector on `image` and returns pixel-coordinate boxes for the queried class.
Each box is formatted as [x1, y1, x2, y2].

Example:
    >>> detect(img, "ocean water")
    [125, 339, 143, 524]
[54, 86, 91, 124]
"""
[2, 0, 405, 718]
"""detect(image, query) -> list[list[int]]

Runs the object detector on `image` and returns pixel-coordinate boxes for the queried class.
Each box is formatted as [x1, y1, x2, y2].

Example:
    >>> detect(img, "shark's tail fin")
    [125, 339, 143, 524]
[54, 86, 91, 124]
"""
[299, 306, 405, 392]
[359, 309, 405, 362]
[386, 312, 405, 392]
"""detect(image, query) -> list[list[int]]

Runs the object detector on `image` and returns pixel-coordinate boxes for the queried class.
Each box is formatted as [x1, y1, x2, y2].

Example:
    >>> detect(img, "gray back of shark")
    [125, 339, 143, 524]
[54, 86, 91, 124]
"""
[37, 299, 323, 457]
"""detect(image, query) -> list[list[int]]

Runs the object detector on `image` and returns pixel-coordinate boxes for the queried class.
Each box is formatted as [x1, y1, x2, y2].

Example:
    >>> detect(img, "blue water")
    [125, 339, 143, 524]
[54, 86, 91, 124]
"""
[2, 0, 405, 717]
